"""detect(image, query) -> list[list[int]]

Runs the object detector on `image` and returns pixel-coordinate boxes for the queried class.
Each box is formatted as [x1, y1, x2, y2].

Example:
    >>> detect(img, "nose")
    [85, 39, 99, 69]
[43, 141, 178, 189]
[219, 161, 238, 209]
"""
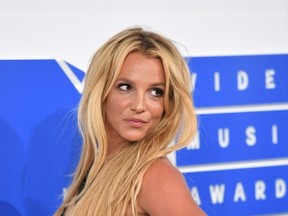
[130, 92, 146, 113]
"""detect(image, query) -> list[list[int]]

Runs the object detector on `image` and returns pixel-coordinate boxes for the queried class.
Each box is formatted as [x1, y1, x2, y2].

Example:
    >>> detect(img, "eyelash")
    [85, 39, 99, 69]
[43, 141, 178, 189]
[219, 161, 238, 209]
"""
[117, 83, 164, 97]
[118, 83, 132, 91]
[151, 88, 164, 97]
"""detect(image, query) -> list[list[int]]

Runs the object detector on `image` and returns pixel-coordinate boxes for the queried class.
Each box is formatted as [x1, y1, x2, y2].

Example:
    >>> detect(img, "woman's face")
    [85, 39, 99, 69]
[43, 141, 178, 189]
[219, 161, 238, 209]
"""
[105, 52, 165, 146]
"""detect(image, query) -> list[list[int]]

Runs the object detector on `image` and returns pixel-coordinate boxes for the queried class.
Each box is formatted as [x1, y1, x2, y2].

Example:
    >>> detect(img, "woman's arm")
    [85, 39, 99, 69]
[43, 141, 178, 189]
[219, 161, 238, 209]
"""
[137, 158, 206, 216]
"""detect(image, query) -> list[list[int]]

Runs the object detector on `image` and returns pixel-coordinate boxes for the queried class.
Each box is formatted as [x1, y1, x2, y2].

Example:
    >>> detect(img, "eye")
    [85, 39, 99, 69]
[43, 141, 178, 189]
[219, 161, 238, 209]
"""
[150, 88, 164, 97]
[118, 83, 132, 92]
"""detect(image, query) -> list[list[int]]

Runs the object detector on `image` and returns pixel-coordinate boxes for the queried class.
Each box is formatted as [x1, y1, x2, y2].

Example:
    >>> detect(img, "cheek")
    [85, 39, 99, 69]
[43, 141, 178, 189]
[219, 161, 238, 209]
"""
[150, 101, 165, 120]
[105, 94, 130, 124]
[105, 96, 119, 122]
[106, 93, 125, 112]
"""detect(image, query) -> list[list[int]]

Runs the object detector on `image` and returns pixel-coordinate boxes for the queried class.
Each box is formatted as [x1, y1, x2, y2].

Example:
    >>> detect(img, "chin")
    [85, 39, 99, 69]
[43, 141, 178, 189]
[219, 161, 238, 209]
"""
[124, 134, 146, 142]
[126, 137, 144, 142]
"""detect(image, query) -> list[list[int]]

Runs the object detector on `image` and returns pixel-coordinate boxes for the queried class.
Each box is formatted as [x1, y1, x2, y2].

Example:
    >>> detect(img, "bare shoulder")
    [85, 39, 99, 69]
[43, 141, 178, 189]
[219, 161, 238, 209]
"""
[138, 157, 206, 216]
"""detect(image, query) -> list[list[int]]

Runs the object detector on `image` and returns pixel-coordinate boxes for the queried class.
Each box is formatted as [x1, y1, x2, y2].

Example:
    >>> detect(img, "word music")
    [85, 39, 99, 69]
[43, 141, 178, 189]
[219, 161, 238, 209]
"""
[187, 124, 278, 150]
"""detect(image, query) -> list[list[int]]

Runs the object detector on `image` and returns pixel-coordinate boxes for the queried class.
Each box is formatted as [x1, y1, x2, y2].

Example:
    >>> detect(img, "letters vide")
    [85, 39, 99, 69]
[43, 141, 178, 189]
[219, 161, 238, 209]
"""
[191, 69, 276, 92]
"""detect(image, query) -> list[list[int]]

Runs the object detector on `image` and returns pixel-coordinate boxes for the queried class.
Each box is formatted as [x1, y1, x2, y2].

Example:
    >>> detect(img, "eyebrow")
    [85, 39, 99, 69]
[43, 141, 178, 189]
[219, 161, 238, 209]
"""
[116, 78, 165, 87]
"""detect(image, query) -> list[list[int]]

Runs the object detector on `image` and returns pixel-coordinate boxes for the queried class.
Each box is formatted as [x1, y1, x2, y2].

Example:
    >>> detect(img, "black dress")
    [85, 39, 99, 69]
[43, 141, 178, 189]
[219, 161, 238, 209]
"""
[60, 177, 87, 216]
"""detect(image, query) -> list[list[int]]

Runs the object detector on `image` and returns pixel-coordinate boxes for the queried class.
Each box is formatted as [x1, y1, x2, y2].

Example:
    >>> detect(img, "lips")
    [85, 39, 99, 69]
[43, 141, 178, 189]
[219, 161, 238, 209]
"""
[125, 118, 148, 128]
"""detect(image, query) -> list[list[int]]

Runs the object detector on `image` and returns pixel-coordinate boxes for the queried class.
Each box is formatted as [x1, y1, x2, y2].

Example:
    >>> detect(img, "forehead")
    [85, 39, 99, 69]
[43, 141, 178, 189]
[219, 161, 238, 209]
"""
[117, 52, 165, 84]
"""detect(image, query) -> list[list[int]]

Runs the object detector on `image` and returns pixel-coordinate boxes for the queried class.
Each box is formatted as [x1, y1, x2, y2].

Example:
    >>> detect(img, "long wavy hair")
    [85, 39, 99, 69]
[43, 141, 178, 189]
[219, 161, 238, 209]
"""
[54, 27, 197, 216]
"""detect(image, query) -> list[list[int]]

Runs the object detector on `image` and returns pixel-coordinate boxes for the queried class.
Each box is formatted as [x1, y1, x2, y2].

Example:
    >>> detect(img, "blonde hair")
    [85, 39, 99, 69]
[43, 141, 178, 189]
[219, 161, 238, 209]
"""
[54, 27, 197, 216]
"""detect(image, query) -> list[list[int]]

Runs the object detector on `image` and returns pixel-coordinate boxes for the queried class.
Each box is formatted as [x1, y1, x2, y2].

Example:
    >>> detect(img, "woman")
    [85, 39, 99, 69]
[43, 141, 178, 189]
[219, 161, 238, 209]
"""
[55, 27, 206, 216]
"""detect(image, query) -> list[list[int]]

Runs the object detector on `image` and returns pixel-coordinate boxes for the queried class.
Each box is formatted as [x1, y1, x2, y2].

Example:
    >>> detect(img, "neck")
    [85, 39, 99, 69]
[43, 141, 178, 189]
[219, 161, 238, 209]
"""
[107, 137, 129, 156]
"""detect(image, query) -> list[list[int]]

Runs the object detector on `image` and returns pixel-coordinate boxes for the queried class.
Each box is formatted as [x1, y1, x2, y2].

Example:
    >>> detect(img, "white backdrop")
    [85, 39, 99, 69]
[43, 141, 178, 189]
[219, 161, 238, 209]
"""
[1, 0, 287, 70]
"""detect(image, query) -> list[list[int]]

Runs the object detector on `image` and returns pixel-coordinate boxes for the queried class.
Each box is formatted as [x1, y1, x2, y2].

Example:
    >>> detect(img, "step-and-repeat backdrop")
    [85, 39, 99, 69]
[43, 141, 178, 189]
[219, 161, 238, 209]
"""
[0, 54, 287, 215]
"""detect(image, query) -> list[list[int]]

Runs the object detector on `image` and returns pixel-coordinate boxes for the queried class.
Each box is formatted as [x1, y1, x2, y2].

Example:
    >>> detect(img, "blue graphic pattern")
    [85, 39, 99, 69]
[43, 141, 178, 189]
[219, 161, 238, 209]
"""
[0, 55, 287, 215]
